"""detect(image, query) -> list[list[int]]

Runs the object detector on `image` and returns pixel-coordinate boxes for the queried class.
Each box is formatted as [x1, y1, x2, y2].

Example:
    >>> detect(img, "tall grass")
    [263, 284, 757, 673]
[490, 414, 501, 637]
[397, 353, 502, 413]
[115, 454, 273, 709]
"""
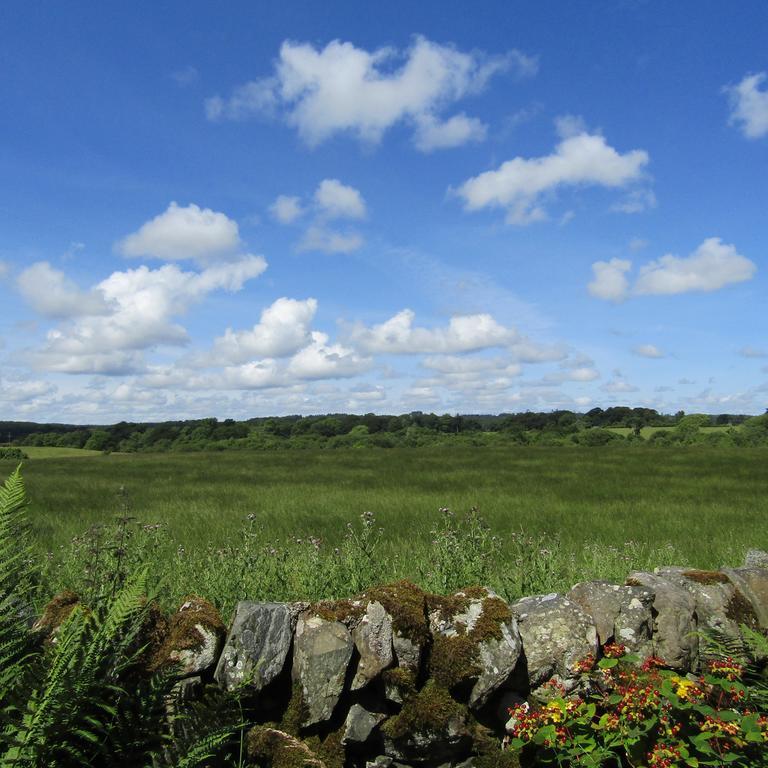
[6, 446, 764, 615]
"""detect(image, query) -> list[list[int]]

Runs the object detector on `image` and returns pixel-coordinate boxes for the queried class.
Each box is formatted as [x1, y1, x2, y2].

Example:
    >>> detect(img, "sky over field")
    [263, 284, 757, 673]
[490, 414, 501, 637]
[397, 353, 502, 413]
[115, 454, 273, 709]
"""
[1, 1, 767, 422]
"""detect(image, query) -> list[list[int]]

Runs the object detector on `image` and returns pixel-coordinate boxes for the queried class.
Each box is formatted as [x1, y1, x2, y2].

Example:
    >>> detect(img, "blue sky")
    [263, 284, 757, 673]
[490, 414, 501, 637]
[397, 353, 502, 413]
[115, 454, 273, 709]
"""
[1, 1, 767, 422]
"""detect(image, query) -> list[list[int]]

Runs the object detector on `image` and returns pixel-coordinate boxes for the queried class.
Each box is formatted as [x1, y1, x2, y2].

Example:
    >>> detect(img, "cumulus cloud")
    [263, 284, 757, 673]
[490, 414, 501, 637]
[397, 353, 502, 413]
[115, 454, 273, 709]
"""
[314, 179, 367, 220]
[287, 331, 371, 379]
[28, 256, 267, 375]
[269, 195, 304, 224]
[0, 377, 57, 403]
[455, 124, 649, 224]
[590, 239, 756, 301]
[726, 72, 768, 139]
[634, 344, 665, 358]
[17, 262, 110, 318]
[272, 179, 367, 252]
[413, 113, 486, 152]
[209, 297, 318, 364]
[634, 238, 756, 295]
[205, 37, 535, 150]
[588, 258, 632, 302]
[117, 202, 241, 263]
[349, 309, 517, 355]
[297, 226, 364, 254]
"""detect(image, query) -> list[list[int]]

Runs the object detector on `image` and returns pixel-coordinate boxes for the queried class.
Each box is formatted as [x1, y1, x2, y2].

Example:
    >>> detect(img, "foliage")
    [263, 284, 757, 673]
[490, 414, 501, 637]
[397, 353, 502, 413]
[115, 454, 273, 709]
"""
[507, 644, 768, 767]
[0, 470, 247, 768]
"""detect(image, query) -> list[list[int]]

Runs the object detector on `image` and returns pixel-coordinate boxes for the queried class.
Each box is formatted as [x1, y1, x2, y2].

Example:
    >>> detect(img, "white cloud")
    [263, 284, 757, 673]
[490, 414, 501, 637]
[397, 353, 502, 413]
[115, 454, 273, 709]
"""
[413, 113, 486, 152]
[611, 188, 657, 214]
[0, 261, 8, 279]
[28, 256, 266, 374]
[590, 239, 756, 301]
[117, 202, 241, 263]
[726, 72, 768, 139]
[507, 339, 568, 363]
[297, 225, 364, 254]
[634, 237, 756, 295]
[17, 262, 109, 318]
[314, 179, 367, 220]
[602, 378, 638, 393]
[269, 195, 304, 224]
[209, 297, 317, 364]
[0, 377, 57, 403]
[422, 354, 518, 375]
[287, 331, 371, 379]
[349, 309, 517, 355]
[455, 125, 649, 224]
[206, 37, 535, 150]
[634, 344, 665, 358]
[588, 258, 631, 302]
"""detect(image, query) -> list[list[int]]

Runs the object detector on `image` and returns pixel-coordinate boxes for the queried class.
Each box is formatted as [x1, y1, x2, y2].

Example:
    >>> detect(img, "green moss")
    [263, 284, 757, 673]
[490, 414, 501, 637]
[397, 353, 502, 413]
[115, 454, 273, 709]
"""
[33, 589, 80, 635]
[381, 666, 417, 698]
[246, 726, 326, 768]
[682, 569, 730, 585]
[427, 594, 512, 690]
[364, 581, 429, 645]
[472, 596, 513, 643]
[429, 634, 481, 690]
[305, 728, 344, 768]
[382, 680, 468, 740]
[308, 598, 365, 625]
[149, 595, 221, 671]
[280, 682, 310, 736]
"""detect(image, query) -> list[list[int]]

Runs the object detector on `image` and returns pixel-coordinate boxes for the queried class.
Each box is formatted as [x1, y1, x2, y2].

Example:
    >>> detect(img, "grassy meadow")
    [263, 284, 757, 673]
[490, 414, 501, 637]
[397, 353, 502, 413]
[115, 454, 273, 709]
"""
[3, 445, 767, 612]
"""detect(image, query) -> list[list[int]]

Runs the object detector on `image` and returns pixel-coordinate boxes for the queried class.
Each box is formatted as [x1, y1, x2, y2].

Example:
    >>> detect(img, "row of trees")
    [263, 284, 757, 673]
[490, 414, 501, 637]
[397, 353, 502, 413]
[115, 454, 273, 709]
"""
[3, 408, 765, 453]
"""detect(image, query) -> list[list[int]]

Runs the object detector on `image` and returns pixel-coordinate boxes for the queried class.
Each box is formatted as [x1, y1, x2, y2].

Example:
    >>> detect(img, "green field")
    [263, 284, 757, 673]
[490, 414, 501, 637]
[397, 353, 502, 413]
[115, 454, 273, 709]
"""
[3, 445, 767, 611]
[20, 446, 106, 458]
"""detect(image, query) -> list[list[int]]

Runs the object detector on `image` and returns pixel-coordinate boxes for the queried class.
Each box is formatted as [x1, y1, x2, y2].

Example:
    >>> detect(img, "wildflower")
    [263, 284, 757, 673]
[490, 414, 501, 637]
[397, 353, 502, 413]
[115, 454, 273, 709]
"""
[707, 657, 744, 681]
[574, 654, 596, 673]
[603, 642, 627, 658]
[669, 674, 702, 701]
[647, 742, 683, 768]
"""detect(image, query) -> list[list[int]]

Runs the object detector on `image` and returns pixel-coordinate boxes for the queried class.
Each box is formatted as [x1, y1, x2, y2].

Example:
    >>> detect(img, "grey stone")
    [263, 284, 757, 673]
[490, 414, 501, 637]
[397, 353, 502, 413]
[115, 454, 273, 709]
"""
[745, 549, 768, 568]
[392, 632, 422, 672]
[656, 568, 759, 659]
[214, 602, 301, 691]
[166, 598, 225, 678]
[722, 567, 768, 628]
[342, 703, 386, 746]
[627, 572, 698, 670]
[366, 758, 394, 768]
[352, 601, 394, 690]
[428, 589, 522, 710]
[383, 707, 470, 763]
[567, 580, 654, 655]
[511, 593, 599, 688]
[292, 614, 354, 727]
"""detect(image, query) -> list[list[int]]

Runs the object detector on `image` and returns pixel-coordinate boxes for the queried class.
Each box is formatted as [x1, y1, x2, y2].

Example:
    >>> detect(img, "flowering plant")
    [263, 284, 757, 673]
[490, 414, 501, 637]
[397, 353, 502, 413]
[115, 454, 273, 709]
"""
[506, 644, 768, 767]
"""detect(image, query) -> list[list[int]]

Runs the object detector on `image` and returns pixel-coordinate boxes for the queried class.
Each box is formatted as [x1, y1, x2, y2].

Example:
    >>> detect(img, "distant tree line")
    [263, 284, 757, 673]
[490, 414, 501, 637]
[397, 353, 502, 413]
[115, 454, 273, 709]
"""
[2, 407, 766, 453]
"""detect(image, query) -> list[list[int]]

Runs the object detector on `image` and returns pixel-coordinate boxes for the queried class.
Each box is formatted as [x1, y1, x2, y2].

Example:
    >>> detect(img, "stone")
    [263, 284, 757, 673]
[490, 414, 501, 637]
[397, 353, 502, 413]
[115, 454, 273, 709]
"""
[214, 602, 300, 692]
[342, 703, 386, 746]
[510, 593, 599, 689]
[626, 572, 698, 670]
[392, 632, 422, 672]
[382, 682, 471, 763]
[366, 758, 394, 768]
[161, 597, 225, 678]
[428, 589, 522, 710]
[745, 549, 768, 568]
[352, 601, 394, 690]
[292, 614, 354, 727]
[722, 567, 768, 628]
[655, 568, 759, 659]
[567, 580, 654, 655]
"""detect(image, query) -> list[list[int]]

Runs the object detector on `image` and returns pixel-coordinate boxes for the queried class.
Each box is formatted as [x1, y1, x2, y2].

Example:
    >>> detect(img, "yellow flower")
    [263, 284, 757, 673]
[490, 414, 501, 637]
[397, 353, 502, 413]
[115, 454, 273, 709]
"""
[544, 701, 564, 723]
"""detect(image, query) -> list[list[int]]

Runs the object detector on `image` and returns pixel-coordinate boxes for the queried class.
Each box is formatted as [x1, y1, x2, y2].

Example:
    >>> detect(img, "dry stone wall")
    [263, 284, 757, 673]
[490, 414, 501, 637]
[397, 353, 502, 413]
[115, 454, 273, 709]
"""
[48, 553, 768, 768]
